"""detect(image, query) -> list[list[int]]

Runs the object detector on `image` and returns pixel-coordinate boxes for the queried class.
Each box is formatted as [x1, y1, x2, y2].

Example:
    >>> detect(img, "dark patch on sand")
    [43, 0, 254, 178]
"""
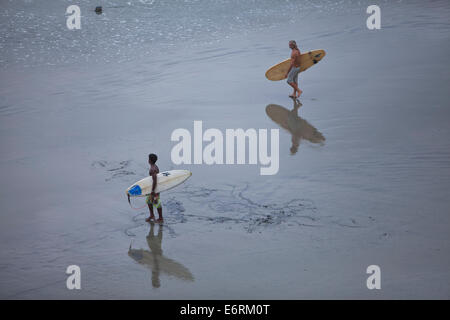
[94, 161, 374, 235]
[92, 160, 136, 181]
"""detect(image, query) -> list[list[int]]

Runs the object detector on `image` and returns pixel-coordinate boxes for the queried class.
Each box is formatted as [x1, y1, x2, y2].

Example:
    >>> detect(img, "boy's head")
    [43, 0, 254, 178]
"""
[149, 153, 158, 164]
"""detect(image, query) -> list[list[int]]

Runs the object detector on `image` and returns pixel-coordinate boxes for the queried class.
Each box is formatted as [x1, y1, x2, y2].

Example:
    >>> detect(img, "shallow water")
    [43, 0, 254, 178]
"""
[0, 0, 449, 298]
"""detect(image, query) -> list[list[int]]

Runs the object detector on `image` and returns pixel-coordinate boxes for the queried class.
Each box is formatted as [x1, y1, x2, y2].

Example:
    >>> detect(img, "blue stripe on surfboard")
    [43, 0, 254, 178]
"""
[128, 185, 142, 196]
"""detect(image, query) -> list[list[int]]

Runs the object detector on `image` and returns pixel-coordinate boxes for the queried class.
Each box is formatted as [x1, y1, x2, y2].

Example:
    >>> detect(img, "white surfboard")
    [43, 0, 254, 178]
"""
[126, 170, 192, 197]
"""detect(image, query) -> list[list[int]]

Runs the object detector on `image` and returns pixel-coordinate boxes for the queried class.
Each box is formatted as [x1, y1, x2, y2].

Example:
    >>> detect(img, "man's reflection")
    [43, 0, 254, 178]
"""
[266, 99, 325, 154]
[128, 222, 194, 288]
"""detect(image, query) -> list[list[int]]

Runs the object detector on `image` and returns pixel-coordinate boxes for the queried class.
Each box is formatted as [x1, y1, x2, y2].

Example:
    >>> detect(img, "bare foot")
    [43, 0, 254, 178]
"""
[297, 90, 303, 98]
[145, 216, 156, 222]
[155, 218, 164, 224]
[289, 94, 296, 98]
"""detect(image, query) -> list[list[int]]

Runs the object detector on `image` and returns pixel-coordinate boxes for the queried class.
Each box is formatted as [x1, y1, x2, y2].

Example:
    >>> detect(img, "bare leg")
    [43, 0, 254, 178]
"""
[291, 82, 302, 97]
[156, 207, 163, 223]
[146, 203, 156, 222]
[288, 82, 297, 97]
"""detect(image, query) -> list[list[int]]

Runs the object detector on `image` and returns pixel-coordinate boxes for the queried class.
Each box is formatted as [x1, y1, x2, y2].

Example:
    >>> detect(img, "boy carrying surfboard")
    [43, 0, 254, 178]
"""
[146, 153, 163, 223]
[285, 40, 303, 98]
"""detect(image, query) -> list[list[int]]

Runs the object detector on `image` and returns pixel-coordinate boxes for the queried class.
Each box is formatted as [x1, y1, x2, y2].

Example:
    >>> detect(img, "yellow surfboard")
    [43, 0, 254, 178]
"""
[265, 49, 326, 81]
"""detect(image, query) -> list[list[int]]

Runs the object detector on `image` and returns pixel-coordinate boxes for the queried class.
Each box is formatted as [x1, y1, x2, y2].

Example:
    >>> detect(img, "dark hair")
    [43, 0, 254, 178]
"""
[149, 153, 158, 163]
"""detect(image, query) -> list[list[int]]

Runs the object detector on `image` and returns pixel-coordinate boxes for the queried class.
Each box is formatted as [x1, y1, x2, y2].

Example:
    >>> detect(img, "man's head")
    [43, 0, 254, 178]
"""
[149, 153, 158, 164]
[289, 40, 297, 49]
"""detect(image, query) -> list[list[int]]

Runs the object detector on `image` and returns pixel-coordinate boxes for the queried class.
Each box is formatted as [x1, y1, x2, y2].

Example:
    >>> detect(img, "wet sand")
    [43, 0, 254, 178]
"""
[0, 0, 449, 299]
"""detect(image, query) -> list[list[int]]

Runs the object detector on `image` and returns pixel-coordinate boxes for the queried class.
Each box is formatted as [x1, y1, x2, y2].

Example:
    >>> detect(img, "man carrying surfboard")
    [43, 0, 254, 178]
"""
[285, 40, 302, 98]
[146, 153, 163, 223]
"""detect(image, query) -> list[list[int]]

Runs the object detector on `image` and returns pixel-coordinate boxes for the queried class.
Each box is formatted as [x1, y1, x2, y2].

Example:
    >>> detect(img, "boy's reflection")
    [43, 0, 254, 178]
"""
[128, 222, 194, 288]
[266, 99, 325, 154]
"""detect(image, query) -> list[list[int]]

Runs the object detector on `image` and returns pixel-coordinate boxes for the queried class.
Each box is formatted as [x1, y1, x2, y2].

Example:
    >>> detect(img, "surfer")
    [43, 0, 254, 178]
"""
[285, 40, 302, 98]
[145, 153, 163, 223]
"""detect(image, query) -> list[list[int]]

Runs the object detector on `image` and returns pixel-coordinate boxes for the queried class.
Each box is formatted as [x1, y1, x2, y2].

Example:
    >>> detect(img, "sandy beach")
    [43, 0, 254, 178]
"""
[0, 0, 449, 299]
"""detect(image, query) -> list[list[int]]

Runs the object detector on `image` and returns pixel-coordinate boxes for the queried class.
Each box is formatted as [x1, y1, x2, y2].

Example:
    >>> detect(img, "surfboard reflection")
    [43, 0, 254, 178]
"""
[128, 222, 194, 288]
[265, 99, 325, 154]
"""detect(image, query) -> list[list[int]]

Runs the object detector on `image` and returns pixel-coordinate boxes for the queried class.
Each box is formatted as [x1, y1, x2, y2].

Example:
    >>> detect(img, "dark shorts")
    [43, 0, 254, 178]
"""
[287, 67, 301, 84]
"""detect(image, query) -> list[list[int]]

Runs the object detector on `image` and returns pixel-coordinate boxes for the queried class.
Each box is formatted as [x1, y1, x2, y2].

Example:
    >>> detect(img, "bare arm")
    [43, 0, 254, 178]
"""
[285, 51, 298, 77]
[289, 54, 297, 68]
[151, 173, 157, 193]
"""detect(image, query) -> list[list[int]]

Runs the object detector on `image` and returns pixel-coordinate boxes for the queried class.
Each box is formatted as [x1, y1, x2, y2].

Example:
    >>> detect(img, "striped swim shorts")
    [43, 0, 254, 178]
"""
[146, 194, 162, 209]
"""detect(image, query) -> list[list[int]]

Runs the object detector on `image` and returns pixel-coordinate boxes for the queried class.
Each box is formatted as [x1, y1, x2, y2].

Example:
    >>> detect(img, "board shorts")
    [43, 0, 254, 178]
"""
[287, 66, 301, 84]
[146, 194, 162, 209]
